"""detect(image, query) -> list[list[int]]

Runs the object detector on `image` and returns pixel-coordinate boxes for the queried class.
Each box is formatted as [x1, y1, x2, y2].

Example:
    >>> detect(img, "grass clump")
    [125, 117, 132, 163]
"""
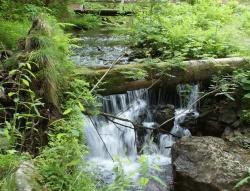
[0, 20, 30, 50]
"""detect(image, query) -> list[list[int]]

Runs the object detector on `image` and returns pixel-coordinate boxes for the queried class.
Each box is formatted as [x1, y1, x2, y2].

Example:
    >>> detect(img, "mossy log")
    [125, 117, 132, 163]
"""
[75, 57, 248, 95]
[74, 9, 133, 16]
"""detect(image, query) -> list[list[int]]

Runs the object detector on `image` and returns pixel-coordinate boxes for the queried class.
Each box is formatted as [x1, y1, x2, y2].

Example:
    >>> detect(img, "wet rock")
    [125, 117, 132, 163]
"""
[128, 49, 147, 61]
[222, 128, 250, 150]
[172, 136, 250, 191]
[145, 163, 173, 191]
[154, 104, 175, 132]
[179, 112, 197, 132]
[187, 97, 242, 137]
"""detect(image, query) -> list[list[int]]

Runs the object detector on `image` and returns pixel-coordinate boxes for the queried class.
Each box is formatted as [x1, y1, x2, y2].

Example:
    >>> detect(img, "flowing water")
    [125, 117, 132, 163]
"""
[84, 85, 199, 190]
[71, 28, 131, 67]
[72, 26, 199, 190]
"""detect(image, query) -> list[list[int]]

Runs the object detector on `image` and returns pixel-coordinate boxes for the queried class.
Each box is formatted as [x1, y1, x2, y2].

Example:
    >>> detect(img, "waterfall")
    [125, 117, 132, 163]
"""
[84, 84, 199, 188]
[159, 84, 199, 155]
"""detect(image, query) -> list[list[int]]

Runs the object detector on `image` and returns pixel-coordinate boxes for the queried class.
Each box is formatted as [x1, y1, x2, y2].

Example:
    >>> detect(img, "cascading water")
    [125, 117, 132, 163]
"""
[84, 84, 199, 190]
[159, 84, 199, 158]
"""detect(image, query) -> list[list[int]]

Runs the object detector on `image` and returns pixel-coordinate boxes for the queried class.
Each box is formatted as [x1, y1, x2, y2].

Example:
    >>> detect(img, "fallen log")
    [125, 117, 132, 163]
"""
[74, 57, 248, 95]
[75, 9, 134, 16]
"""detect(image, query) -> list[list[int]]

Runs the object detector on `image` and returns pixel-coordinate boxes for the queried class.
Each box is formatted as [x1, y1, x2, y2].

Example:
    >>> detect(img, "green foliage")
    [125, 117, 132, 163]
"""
[0, 20, 30, 49]
[131, 0, 250, 60]
[35, 77, 98, 190]
[64, 79, 98, 115]
[0, 1, 100, 190]
[0, 153, 19, 191]
[120, 68, 147, 80]
[210, 75, 238, 101]
[235, 168, 250, 189]
[105, 155, 166, 191]
[0, 152, 30, 190]
[106, 160, 133, 191]
[14, 14, 75, 108]
[36, 105, 97, 191]
[0, 153, 20, 180]
[64, 14, 102, 30]
[0, 61, 46, 152]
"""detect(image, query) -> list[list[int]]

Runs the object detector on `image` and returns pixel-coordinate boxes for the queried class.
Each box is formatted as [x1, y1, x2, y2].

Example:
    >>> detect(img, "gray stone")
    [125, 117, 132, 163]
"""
[172, 136, 250, 191]
[15, 161, 42, 191]
[0, 129, 8, 150]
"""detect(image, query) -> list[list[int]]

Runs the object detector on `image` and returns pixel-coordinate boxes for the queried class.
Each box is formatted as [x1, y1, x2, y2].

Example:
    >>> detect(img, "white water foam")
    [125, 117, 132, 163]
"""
[84, 84, 199, 189]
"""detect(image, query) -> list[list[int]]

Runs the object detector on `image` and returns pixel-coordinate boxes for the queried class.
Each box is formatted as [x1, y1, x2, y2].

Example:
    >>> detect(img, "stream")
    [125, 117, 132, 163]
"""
[72, 28, 131, 67]
[72, 28, 199, 190]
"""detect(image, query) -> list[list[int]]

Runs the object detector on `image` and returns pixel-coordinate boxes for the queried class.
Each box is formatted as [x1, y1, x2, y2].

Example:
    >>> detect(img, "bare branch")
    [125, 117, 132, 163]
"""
[90, 53, 125, 93]
[88, 116, 114, 161]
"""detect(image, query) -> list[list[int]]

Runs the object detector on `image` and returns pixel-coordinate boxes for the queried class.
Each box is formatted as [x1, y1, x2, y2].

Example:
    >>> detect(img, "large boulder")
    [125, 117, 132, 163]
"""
[172, 136, 250, 191]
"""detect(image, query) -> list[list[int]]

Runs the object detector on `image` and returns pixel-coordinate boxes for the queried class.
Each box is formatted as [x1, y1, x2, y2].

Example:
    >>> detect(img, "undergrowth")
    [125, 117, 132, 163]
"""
[131, 0, 250, 60]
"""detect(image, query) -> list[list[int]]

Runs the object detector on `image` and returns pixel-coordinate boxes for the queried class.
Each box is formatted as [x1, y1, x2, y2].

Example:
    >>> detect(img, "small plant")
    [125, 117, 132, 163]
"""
[0, 61, 46, 153]
[106, 160, 134, 191]
[235, 168, 250, 189]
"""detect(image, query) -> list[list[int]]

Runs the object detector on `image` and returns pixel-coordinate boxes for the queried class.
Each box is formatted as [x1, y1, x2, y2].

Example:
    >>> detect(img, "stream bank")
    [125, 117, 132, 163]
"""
[71, 25, 250, 190]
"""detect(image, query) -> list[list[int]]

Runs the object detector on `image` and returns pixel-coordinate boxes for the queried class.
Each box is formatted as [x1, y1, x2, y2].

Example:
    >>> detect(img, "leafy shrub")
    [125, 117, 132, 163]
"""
[36, 106, 97, 191]
[131, 0, 249, 60]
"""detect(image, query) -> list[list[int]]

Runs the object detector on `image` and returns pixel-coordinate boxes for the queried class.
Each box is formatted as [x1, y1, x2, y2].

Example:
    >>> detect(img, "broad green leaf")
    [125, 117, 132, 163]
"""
[9, 69, 18, 76]
[78, 101, 84, 111]
[63, 108, 73, 115]
[22, 79, 30, 87]
[235, 177, 250, 188]
[66, 159, 80, 167]
[8, 92, 16, 97]
[224, 93, 235, 101]
[244, 93, 250, 99]
[7, 150, 18, 155]
[27, 63, 31, 70]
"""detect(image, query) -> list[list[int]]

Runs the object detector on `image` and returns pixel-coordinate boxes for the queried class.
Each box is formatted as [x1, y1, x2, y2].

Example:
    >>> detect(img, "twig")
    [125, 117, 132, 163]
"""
[100, 112, 181, 138]
[90, 53, 125, 93]
[158, 88, 219, 129]
[88, 116, 114, 161]
[104, 115, 134, 129]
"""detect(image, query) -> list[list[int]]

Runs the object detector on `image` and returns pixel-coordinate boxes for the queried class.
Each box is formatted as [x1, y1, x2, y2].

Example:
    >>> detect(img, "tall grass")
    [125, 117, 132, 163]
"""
[0, 20, 30, 49]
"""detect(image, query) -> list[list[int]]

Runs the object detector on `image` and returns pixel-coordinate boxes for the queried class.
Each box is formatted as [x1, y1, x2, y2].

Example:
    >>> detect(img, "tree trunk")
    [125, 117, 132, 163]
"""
[74, 57, 248, 95]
